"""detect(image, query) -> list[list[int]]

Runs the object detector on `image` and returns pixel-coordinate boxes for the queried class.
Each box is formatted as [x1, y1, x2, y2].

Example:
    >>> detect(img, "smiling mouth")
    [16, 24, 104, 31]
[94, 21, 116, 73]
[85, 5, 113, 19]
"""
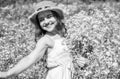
[44, 22, 54, 27]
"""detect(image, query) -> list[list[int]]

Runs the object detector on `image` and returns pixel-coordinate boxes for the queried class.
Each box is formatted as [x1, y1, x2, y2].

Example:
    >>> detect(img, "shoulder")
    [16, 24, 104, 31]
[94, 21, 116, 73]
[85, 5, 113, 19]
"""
[36, 35, 53, 48]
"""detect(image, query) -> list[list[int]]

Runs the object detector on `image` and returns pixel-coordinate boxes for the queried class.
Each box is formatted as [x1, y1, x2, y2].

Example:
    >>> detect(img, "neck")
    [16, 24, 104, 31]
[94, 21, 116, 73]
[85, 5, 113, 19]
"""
[46, 32, 62, 40]
[46, 28, 62, 37]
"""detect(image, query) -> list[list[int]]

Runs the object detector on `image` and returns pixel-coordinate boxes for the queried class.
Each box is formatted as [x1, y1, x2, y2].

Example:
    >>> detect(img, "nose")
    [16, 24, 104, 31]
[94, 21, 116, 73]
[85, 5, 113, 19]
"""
[44, 18, 49, 23]
[43, 18, 50, 27]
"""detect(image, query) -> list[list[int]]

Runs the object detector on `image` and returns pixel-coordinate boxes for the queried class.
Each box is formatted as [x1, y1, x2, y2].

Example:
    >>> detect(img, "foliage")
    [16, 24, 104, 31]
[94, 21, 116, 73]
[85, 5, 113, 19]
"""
[65, 2, 120, 79]
[1, 1, 120, 79]
[1, 0, 120, 7]
[0, 3, 47, 79]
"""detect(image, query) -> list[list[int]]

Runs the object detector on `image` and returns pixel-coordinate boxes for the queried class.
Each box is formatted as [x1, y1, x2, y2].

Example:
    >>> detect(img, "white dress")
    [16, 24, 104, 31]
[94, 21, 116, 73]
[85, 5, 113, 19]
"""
[46, 38, 73, 79]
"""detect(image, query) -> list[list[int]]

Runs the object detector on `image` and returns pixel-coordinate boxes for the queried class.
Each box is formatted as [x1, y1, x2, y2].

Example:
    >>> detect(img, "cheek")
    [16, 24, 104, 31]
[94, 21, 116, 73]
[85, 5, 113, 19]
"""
[39, 22, 43, 27]
[38, 23, 44, 31]
[39, 22, 45, 29]
[53, 19, 58, 25]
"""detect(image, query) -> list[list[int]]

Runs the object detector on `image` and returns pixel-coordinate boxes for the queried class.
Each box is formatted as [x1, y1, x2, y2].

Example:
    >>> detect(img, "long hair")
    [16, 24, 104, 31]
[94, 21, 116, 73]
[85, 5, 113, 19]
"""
[35, 11, 67, 42]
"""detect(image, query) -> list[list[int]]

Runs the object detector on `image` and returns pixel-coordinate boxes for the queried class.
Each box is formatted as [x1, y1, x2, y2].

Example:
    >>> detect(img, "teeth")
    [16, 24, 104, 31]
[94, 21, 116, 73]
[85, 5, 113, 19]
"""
[43, 22, 54, 27]
[43, 24, 47, 27]
[49, 22, 53, 25]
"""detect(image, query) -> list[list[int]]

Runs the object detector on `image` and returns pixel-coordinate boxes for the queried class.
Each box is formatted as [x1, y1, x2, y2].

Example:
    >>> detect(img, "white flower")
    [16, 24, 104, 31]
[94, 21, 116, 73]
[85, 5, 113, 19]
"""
[112, 62, 118, 68]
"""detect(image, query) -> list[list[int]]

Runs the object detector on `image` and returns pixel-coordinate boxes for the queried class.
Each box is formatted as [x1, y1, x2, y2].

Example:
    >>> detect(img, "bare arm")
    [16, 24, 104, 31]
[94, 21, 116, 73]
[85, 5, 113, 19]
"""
[5, 37, 48, 77]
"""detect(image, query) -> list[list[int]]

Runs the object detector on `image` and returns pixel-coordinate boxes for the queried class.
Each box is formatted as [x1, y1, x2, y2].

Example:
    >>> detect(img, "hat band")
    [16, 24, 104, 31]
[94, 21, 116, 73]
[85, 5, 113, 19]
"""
[37, 6, 50, 11]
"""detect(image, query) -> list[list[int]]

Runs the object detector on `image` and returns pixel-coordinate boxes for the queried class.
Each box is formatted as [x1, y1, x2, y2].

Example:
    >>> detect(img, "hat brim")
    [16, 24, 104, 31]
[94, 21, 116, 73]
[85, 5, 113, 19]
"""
[28, 7, 64, 26]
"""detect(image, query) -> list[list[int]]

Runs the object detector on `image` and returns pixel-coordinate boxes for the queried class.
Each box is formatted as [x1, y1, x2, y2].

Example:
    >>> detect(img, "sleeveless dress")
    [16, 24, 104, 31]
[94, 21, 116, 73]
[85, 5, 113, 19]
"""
[46, 38, 73, 79]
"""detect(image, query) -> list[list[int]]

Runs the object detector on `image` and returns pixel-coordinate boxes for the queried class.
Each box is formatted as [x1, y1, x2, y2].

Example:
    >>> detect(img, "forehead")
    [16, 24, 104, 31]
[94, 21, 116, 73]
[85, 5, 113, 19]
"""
[37, 10, 53, 17]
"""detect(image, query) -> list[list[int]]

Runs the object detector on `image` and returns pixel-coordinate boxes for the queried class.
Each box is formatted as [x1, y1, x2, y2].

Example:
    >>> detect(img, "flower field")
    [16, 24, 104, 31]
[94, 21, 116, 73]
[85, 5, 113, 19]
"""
[65, 2, 120, 79]
[0, 1, 120, 79]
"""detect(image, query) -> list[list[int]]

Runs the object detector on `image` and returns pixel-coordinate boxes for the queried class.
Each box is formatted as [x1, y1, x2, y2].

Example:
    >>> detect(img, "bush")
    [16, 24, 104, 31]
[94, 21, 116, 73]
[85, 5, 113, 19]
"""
[65, 2, 120, 79]
[0, 3, 47, 79]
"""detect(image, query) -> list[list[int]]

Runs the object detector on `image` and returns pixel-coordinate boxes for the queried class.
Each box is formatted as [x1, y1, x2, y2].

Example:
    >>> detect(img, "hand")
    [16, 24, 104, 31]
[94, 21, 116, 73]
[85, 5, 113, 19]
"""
[76, 56, 89, 67]
[0, 71, 7, 78]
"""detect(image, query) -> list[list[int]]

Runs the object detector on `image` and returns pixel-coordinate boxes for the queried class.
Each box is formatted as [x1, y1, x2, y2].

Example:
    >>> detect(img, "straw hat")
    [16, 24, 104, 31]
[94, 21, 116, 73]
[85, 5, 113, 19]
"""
[29, 1, 64, 26]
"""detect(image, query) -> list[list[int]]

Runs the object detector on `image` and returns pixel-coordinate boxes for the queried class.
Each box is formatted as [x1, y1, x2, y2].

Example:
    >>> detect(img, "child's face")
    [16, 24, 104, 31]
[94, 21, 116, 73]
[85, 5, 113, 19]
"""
[37, 10, 58, 32]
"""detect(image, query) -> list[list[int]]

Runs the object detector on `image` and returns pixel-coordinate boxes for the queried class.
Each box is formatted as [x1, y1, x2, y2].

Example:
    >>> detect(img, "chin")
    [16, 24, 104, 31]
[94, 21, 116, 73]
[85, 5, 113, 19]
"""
[46, 30, 53, 32]
[47, 28, 55, 32]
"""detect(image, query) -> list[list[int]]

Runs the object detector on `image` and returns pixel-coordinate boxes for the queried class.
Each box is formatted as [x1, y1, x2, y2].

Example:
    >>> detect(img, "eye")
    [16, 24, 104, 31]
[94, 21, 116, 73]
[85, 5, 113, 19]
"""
[38, 17, 44, 22]
[47, 14, 53, 19]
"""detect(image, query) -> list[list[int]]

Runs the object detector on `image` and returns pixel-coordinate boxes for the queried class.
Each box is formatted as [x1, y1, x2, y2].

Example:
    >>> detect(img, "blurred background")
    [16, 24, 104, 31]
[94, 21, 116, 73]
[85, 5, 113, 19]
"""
[0, 0, 120, 7]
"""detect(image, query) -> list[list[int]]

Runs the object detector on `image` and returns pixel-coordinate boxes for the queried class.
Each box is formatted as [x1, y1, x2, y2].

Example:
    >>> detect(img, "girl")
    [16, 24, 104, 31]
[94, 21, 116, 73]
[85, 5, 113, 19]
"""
[0, 1, 73, 79]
